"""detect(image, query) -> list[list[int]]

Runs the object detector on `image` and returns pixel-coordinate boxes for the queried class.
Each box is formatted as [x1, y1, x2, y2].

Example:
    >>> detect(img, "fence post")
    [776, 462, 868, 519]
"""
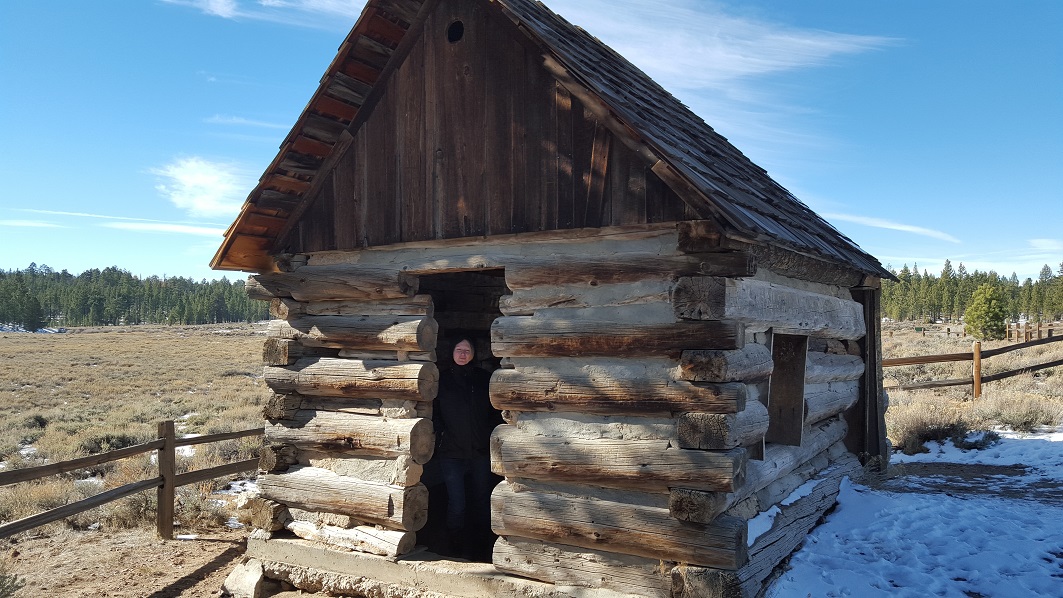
[157, 421, 176, 540]
[972, 341, 982, 399]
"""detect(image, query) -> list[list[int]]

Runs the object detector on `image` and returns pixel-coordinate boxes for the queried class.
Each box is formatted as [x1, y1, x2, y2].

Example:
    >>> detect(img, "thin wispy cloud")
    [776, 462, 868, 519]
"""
[0, 220, 65, 228]
[163, 0, 239, 19]
[151, 156, 250, 219]
[1029, 238, 1063, 253]
[103, 222, 224, 237]
[204, 114, 287, 129]
[823, 213, 961, 244]
[16, 208, 224, 226]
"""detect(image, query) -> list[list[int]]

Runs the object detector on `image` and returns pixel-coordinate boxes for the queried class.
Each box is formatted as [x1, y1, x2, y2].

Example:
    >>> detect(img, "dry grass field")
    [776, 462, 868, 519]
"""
[882, 322, 1063, 453]
[0, 324, 267, 532]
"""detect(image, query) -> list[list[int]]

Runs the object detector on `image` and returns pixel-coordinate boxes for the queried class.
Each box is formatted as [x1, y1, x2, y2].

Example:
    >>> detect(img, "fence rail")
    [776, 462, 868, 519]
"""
[0, 421, 262, 540]
[883, 334, 1063, 394]
[1006, 321, 1061, 342]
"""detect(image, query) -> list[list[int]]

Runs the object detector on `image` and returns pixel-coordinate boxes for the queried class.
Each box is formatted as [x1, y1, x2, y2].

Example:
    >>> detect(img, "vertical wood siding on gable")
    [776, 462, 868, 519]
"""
[291, 0, 688, 253]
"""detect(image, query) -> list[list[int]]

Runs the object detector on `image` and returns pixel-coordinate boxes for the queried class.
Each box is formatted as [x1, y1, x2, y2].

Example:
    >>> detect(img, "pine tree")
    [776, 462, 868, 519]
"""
[965, 284, 1009, 340]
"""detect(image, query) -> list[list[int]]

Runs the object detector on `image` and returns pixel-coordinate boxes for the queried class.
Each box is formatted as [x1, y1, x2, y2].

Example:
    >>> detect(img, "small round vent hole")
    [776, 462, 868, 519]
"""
[447, 20, 465, 43]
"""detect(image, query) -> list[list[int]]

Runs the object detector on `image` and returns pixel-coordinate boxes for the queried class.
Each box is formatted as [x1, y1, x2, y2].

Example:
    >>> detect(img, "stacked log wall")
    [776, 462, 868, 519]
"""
[244, 226, 874, 595]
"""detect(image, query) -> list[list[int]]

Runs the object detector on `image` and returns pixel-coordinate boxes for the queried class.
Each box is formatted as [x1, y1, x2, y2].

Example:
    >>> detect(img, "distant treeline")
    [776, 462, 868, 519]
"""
[0, 263, 268, 330]
[882, 260, 1063, 323]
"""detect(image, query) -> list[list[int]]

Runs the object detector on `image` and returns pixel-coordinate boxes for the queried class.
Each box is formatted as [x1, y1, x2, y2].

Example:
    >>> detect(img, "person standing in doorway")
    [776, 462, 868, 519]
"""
[432, 336, 501, 560]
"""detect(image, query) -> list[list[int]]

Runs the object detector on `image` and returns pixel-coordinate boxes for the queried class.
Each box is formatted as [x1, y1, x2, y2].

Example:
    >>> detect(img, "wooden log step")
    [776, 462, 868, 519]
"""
[264, 357, 438, 401]
[668, 417, 848, 524]
[492, 481, 747, 570]
[491, 315, 744, 358]
[804, 353, 865, 384]
[493, 537, 673, 598]
[491, 425, 745, 492]
[503, 252, 755, 291]
[269, 315, 438, 352]
[804, 381, 859, 425]
[258, 466, 428, 531]
[286, 520, 416, 557]
[676, 399, 769, 450]
[265, 411, 434, 465]
[490, 365, 745, 416]
[673, 277, 865, 340]
[680, 344, 774, 383]
[249, 266, 417, 302]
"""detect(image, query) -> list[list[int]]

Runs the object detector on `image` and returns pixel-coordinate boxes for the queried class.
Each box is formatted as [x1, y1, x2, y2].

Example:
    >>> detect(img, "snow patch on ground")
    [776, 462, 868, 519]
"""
[767, 426, 1063, 597]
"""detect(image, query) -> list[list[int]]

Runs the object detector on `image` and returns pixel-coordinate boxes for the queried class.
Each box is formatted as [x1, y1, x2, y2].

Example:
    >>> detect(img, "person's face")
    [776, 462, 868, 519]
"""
[453, 340, 474, 366]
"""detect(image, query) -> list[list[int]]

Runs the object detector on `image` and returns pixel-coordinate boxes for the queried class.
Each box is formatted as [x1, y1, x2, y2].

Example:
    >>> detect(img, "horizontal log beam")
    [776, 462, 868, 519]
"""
[305, 294, 434, 317]
[804, 381, 860, 425]
[250, 266, 417, 302]
[493, 537, 673, 598]
[674, 277, 865, 339]
[264, 357, 438, 401]
[492, 316, 744, 358]
[498, 280, 672, 316]
[805, 353, 865, 384]
[263, 338, 338, 366]
[491, 366, 745, 416]
[269, 315, 437, 352]
[493, 482, 747, 570]
[265, 411, 434, 464]
[491, 425, 745, 492]
[258, 466, 428, 531]
[504, 252, 755, 291]
[680, 344, 773, 383]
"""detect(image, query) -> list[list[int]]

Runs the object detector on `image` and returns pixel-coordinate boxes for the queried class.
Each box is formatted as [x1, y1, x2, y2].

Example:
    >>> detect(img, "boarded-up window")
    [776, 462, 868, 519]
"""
[766, 332, 808, 447]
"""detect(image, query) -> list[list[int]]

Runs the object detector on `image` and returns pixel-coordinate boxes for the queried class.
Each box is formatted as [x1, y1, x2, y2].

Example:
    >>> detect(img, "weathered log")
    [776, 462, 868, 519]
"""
[669, 417, 847, 524]
[258, 466, 428, 531]
[259, 443, 298, 473]
[337, 349, 436, 362]
[673, 454, 861, 598]
[492, 537, 673, 598]
[250, 266, 417, 302]
[249, 497, 289, 532]
[805, 353, 865, 384]
[492, 316, 744, 358]
[263, 338, 338, 366]
[304, 294, 434, 317]
[491, 365, 745, 416]
[676, 399, 769, 450]
[265, 411, 434, 464]
[499, 280, 672, 316]
[804, 381, 860, 425]
[510, 412, 676, 442]
[680, 344, 774, 383]
[287, 507, 356, 529]
[263, 391, 303, 420]
[673, 277, 865, 339]
[245, 275, 278, 301]
[492, 481, 747, 570]
[808, 338, 848, 355]
[268, 315, 438, 352]
[503, 252, 755, 291]
[292, 396, 383, 415]
[286, 520, 416, 557]
[491, 425, 745, 492]
[264, 357, 438, 401]
[270, 298, 306, 320]
[298, 450, 423, 487]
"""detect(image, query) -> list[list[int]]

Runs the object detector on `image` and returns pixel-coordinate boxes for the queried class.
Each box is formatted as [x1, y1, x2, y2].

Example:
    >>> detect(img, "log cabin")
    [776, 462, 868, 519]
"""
[212, 1, 894, 596]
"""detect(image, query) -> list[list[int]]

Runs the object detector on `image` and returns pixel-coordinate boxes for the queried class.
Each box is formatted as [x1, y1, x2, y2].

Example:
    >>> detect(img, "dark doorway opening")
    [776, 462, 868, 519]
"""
[417, 269, 509, 562]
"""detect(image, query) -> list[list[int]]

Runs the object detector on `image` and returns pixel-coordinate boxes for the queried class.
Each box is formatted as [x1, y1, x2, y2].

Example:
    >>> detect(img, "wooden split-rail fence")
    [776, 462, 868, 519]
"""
[0, 421, 262, 540]
[883, 334, 1063, 397]
[1006, 321, 1061, 342]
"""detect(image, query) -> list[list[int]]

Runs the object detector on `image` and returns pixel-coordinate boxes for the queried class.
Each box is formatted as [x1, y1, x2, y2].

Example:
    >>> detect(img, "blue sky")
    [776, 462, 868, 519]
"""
[2, 0, 1060, 282]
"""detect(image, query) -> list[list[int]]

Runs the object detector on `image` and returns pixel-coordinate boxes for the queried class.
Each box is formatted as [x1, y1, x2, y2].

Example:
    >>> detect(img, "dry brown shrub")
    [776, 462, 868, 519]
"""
[884, 324, 1063, 449]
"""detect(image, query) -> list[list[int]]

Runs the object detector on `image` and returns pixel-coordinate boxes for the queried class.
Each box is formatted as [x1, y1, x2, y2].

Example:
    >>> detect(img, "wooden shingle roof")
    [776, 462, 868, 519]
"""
[213, 0, 891, 280]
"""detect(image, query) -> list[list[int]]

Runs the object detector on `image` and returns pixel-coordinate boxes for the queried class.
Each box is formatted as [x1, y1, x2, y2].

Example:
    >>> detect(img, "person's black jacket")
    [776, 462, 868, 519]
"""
[432, 364, 498, 460]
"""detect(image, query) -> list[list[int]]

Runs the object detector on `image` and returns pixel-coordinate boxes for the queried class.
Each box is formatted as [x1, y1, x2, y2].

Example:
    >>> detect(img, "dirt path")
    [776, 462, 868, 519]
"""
[877, 461, 1063, 505]
[6, 526, 247, 597]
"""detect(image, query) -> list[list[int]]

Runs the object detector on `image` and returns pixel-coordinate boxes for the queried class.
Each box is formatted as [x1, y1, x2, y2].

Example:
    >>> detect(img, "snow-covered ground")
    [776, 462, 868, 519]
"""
[767, 427, 1063, 597]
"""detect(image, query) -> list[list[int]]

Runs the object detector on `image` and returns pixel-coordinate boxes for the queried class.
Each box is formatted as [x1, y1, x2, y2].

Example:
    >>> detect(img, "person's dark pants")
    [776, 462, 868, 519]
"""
[439, 454, 494, 558]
